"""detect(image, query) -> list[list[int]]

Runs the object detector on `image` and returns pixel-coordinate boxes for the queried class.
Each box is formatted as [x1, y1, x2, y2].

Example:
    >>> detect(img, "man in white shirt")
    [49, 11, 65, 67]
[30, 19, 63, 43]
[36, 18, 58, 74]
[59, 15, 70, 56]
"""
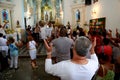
[40, 23, 48, 39]
[0, 33, 9, 71]
[45, 25, 53, 38]
[0, 33, 8, 56]
[44, 36, 99, 80]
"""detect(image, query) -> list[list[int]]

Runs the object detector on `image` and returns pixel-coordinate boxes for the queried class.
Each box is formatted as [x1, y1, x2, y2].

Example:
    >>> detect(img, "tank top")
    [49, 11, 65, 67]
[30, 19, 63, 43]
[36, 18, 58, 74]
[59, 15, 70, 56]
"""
[28, 40, 36, 50]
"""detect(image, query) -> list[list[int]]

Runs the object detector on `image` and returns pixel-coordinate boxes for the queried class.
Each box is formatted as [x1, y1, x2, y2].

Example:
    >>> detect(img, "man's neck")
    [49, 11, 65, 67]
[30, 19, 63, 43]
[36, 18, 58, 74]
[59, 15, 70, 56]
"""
[71, 56, 88, 65]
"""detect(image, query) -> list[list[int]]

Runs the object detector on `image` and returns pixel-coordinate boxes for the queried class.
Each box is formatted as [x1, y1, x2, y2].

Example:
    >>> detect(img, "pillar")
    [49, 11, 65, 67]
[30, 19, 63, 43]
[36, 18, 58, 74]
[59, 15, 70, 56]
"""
[13, 0, 25, 29]
[36, 0, 42, 21]
[52, 0, 56, 21]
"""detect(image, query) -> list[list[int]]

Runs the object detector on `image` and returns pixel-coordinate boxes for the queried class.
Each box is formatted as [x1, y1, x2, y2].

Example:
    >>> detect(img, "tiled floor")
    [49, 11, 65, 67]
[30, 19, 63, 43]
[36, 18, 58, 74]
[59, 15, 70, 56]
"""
[1, 42, 60, 80]
[1, 58, 60, 80]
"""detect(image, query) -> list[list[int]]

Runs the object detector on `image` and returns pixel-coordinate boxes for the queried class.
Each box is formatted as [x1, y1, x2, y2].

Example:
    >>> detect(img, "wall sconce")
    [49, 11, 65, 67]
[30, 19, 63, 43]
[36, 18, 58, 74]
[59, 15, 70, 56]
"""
[92, 9, 96, 15]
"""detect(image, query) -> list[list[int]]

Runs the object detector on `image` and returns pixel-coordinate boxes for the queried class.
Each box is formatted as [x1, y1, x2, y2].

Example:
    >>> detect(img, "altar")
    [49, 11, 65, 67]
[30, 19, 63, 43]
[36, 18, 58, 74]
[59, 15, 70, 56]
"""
[24, 0, 63, 26]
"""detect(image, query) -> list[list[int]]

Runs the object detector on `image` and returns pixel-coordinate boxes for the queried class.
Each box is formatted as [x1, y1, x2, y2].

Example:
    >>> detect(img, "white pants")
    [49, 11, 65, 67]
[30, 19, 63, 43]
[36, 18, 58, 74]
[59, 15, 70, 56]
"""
[29, 49, 37, 60]
[10, 56, 18, 68]
[0, 46, 8, 56]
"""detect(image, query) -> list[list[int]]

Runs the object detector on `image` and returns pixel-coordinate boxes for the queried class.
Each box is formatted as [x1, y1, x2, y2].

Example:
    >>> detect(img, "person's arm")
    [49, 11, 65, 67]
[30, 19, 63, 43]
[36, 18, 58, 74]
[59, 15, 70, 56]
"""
[44, 39, 63, 76]
[90, 37, 96, 54]
[26, 42, 29, 50]
[34, 41, 38, 48]
[2, 23, 7, 28]
[45, 59, 64, 76]
[90, 37, 99, 62]
[90, 37, 99, 71]
[43, 39, 52, 59]
[15, 41, 23, 48]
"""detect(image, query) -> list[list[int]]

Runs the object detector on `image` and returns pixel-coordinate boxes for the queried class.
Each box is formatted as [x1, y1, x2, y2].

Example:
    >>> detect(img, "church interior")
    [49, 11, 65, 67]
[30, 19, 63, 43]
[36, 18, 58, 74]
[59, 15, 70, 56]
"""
[0, 0, 120, 80]
[0, 0, 120, 37]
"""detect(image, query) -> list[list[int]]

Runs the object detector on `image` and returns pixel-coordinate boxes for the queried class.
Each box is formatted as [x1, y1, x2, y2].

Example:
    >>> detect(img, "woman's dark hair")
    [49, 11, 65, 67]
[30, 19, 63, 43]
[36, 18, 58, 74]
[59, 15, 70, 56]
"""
[0, 25, 2, 28]
[73, 31, 77, 37]
[0, 33, 3, 37]
[59, 26, 67, 37]
[68, 26, 70, 29]
[102, 29, 107, 38]
[8, 37, 15, 43]
[76, 26, 80, 30]
[27, 35, 33, 41]
[103, 38, 110, 45]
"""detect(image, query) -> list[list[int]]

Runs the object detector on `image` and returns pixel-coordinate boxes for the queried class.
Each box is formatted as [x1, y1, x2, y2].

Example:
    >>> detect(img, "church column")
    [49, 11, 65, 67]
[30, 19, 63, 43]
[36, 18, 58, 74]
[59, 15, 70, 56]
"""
[13, 0, 25, 29]
[51, 0, 56, 21]
[10, 9, 14, 29]
[37, 0, 42, 21]
[60, 0, 63, 24]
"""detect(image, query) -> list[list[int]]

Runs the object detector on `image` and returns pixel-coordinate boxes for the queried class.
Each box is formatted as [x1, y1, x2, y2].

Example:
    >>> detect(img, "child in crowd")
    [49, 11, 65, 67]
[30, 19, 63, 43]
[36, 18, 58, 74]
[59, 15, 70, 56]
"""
[7, 36, 22, 70]
[27, 35, 38, 69]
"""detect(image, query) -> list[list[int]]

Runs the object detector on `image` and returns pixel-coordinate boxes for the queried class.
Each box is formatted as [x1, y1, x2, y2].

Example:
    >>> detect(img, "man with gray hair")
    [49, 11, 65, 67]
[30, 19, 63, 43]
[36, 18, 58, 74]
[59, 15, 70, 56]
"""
[44, 36, 99, 80]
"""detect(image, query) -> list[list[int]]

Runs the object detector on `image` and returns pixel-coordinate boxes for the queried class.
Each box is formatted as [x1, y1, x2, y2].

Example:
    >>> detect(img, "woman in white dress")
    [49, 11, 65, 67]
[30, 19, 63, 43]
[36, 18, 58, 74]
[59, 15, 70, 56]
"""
[27, 35, 38, 69]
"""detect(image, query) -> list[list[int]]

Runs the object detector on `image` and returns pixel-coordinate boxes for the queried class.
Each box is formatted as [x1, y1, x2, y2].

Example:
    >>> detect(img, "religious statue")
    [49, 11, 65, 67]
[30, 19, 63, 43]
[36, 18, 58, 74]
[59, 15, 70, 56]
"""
[2, 9, 8, 23]
[76, 9, 80, 22]
[3, 11, 7, 20]
[16, 20, 21, 41]
[45, 12, 48, 21]
[16, 20, 21, 28]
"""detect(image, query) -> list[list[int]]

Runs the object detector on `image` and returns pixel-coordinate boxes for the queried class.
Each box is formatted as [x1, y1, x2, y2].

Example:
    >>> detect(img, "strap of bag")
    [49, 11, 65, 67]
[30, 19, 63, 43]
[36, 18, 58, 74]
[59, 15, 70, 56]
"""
[102, 46, 104, 53]
[101, 65, 105, 76]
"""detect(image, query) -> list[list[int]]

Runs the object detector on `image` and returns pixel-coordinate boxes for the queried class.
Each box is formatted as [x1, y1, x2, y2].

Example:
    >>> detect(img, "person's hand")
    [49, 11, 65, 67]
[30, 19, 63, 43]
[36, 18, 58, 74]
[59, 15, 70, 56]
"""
[90, 37, 96, 54]
[92, 37, 96, 48]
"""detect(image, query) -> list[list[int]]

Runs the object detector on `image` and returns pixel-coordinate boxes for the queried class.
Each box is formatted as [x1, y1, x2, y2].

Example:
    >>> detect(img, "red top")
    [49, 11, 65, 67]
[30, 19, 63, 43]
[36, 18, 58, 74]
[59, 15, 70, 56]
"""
[97, 45, 112, 56]
[92, 35, 102, 46]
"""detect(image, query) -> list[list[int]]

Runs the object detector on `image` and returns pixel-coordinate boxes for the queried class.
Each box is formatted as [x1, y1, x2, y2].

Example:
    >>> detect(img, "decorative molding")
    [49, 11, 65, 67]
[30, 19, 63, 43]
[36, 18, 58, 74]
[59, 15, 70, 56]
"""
[0, 1, 15, 9]
[36, 0, 42, 4]
[71, 4, 85, 9]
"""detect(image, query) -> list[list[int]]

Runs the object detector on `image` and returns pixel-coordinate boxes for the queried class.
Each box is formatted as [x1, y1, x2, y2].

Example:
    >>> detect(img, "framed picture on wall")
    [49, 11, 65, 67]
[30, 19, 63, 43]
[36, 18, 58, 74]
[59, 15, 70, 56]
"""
[89, 17, 106, 34]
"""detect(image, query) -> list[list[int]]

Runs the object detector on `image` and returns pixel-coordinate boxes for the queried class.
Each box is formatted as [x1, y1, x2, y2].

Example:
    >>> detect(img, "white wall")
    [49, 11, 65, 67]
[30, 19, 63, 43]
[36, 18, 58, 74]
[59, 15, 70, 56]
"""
[63, 0, 73, 25]
[13, 0, 25, 29]
[63, 0, 85, 27]
[86, 0, 120, 37]
[26, 16, 34, 27]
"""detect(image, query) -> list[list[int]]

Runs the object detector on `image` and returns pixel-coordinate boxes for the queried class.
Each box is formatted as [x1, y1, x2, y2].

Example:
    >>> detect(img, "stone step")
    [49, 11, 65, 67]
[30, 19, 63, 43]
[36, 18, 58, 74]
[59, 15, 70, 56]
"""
[19, 54, 47, 59]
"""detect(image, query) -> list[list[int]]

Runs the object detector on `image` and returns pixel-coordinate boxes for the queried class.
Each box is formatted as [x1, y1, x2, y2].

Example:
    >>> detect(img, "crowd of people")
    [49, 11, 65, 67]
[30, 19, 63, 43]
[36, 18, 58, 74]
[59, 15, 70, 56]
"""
[0, 21, 120, 80]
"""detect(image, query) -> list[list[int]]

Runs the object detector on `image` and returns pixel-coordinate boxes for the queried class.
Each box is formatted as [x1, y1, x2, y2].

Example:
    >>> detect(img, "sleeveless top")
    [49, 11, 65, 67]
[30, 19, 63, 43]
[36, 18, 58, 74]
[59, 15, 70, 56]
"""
[96, 65, 114, 80]
[28, 40, 36, 50]
[9, 43, 18, 56]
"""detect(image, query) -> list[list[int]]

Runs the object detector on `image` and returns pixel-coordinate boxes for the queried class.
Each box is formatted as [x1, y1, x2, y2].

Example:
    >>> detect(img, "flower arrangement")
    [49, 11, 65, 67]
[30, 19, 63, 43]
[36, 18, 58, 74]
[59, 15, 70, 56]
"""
[5, 28, 15, 34]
